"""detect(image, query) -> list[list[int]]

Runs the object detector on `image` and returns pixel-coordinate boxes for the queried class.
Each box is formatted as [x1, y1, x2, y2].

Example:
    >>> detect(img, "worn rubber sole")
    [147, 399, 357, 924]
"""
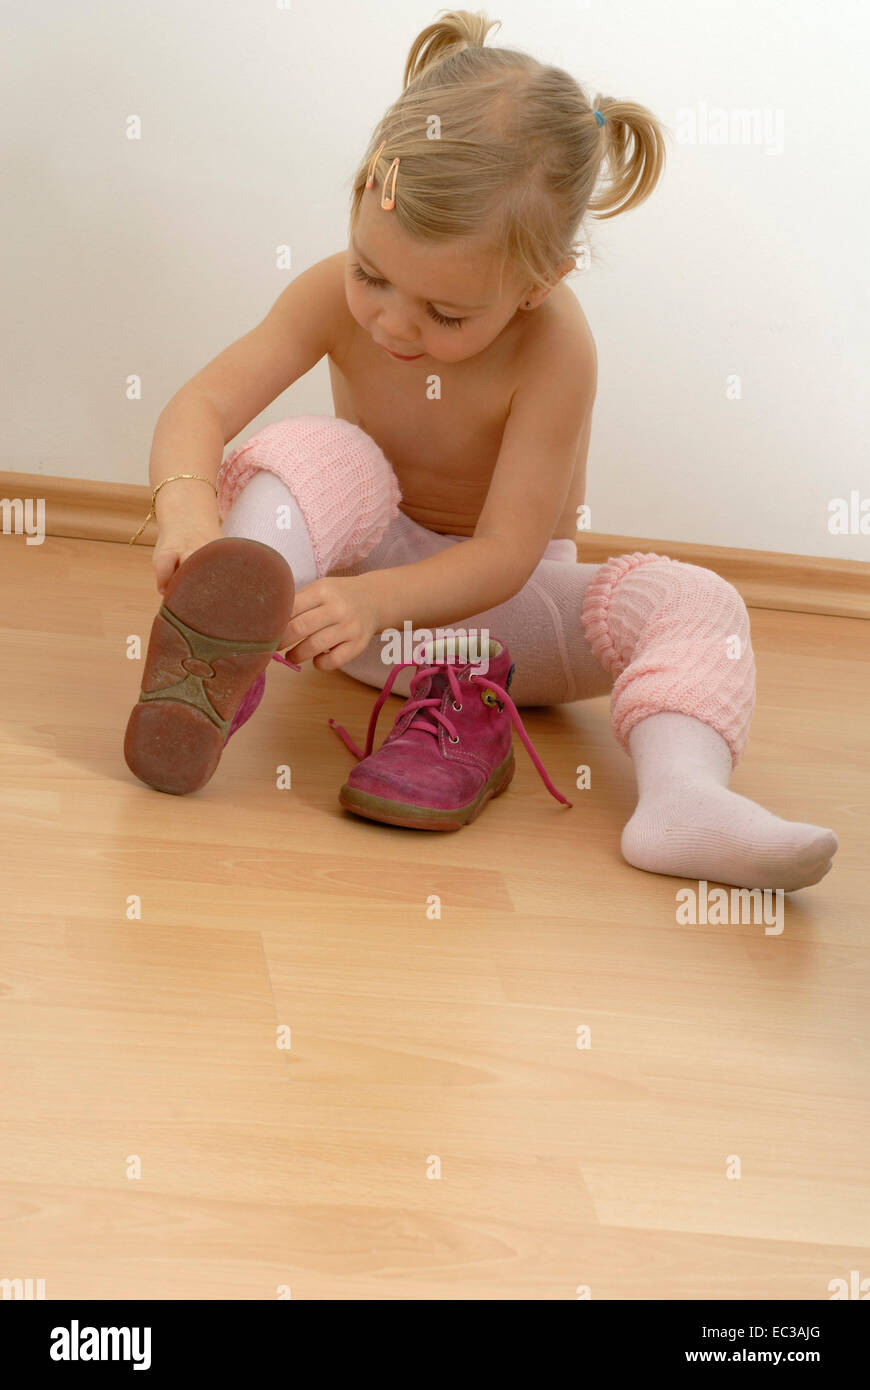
[124, 537, 295, 795]
[338, 751, 515, 831]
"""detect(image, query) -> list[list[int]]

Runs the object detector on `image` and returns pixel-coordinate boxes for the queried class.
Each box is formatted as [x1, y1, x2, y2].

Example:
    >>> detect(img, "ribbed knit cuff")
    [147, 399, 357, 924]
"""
[217, 415, 402, 577]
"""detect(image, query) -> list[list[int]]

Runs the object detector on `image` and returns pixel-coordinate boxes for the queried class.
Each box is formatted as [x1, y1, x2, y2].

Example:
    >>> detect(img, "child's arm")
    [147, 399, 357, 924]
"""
[147, 253, 345, 591]
[366, 331, 597, 629]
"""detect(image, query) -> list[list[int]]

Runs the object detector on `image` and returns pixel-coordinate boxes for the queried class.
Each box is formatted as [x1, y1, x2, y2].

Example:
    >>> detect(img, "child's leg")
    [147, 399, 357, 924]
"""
[219, 431, 604, 705]
[221, 469, 319, 586]
[220, 447, 837, 890]
[218, 414, 403, 579]
[341, 533, 837, 890]
[333, 530, 613, 703]
[578, 552, 838, 891]
[217, 414, 405, 736]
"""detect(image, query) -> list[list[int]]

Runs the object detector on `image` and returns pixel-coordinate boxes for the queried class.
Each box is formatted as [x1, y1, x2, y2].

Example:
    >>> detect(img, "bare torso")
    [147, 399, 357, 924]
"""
[326, 252, 595, 540]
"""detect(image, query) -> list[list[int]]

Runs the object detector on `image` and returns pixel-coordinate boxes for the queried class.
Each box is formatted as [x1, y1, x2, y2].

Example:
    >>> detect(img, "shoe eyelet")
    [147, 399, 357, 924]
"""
[480, 688, 505, 713]
[452, 701, 462, 711]
[448, 734, 460, 744]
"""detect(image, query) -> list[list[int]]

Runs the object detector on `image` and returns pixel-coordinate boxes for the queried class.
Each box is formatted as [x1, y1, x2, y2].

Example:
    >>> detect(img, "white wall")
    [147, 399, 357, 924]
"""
[3, 0, 868, 560]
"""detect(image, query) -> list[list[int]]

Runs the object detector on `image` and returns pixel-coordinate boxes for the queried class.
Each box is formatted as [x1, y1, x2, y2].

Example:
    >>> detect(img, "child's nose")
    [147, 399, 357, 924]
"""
[379, 309, 417, 343]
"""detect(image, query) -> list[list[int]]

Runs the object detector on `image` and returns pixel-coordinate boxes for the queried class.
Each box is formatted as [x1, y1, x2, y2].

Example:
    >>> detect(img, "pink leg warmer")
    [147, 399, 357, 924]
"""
[216, 415, 402, 578]
[580, 552, 756, 767]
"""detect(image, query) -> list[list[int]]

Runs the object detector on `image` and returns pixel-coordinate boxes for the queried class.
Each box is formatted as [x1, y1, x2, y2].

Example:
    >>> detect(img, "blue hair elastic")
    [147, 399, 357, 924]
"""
[593, 109, 606, 127]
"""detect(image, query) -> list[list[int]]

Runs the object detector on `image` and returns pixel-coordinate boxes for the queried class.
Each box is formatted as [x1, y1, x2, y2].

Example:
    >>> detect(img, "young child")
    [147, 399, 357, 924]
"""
[125, 9, 838, 891]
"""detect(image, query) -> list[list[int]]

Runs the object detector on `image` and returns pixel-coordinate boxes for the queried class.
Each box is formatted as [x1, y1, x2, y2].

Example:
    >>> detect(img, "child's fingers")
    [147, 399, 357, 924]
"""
[281, 601, 339, 649]
[284, 622, 348, 666]
[289, 581, 326, 617]
[313, 639, 363, 672]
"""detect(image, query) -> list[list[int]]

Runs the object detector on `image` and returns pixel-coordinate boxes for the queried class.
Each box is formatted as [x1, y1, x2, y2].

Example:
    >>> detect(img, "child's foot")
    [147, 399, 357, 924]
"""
[623, 712, 838, 890]
[621, 780, 838, 891]
[124, 538, 295, 795]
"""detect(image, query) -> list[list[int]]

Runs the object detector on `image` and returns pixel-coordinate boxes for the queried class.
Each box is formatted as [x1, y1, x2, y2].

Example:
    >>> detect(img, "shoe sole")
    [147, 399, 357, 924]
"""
[338, 751, 515, 831]
[124, 538, 295, 795]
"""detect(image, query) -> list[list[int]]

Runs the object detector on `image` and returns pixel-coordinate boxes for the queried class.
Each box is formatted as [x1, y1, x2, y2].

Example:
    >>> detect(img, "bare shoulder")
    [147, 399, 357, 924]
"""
[496, 283, 596, 539]
[514, 281, 597, 403]
[261, 248, 350, 360]
[318, 249, 357, 364]
[291, 249, 349, 358]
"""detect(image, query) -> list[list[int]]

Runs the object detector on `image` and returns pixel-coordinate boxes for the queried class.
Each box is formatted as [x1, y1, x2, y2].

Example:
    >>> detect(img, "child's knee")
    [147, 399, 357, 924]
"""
[683, 562, 750, 633]
[216, 415, 402, 573]
[582, 551, 751, 676]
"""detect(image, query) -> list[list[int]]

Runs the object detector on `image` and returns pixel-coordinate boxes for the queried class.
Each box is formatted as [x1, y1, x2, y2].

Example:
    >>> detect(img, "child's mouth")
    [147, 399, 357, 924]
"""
[377, 341, 425, 361]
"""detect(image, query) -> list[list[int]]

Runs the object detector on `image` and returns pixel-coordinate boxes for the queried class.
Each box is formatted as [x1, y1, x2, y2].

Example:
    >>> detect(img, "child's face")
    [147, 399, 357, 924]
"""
[346, 190, 529, 365]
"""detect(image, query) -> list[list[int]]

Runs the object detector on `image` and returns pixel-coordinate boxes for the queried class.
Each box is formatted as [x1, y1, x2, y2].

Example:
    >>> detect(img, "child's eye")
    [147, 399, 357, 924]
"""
[426, 305, 466, 329]
[351, 263, 384, 289]
[351, 263, 466, 329]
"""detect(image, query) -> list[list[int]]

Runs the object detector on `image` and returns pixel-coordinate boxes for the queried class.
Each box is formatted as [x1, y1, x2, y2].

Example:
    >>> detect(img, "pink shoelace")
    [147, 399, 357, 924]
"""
[328, 659, 572, 807]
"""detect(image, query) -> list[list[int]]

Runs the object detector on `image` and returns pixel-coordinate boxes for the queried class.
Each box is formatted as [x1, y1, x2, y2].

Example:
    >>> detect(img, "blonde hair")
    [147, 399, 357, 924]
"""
[348, 8, 667, 296]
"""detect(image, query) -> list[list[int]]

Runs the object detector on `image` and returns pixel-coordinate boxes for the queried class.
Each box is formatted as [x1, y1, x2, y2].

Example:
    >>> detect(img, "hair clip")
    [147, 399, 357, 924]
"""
[365, 140, 386, 190]
[381, 157, 399, 210]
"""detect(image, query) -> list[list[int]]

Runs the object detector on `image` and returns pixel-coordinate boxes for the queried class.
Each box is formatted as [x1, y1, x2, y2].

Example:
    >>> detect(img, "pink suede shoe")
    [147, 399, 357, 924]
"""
[328, 637, 572, 830]
[124, 538, 299, 795]
[224, 651, 299, 742]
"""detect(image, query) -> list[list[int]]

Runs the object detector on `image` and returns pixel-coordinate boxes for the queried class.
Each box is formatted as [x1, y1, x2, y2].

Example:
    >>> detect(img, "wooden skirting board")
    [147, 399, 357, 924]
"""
[2, 470, 868, 620]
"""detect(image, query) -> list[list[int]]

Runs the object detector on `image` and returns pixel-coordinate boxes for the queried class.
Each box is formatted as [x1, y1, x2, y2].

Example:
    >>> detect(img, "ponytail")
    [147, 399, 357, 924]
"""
[403, 8, 501, 89]
[587, 97, 667, 220]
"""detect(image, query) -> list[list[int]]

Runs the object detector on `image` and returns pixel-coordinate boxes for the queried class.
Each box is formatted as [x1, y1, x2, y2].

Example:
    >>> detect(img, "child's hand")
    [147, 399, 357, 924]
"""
[281, 575, 383, 670]
[152, 520, 225, 595]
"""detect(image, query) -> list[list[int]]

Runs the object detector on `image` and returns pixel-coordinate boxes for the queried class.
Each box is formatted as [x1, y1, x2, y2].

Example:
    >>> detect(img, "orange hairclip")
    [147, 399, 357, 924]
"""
[365, 140, 386, 190]
[364, 140, 399, 210]
[380, 157, 399, 210]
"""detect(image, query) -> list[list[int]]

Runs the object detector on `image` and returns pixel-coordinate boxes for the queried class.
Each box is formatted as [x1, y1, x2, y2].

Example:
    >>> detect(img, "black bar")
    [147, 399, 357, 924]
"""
[2, 1298, 865, 1374]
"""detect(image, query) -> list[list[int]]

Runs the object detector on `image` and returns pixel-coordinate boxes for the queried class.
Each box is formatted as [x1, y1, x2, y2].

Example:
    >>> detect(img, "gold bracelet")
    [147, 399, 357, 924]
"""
[128, 473, 219, 546]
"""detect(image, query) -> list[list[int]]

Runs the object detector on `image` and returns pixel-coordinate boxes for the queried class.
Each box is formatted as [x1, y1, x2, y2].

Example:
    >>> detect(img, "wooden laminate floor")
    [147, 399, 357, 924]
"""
[1, 535, 868, 1300]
